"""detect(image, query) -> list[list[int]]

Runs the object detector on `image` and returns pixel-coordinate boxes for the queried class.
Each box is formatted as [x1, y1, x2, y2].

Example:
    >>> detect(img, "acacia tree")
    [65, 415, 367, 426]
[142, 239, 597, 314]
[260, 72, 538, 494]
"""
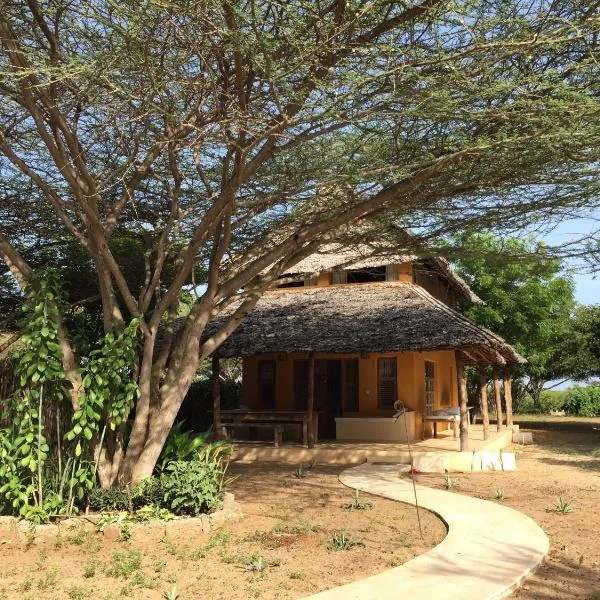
[1, 0, 600, 484]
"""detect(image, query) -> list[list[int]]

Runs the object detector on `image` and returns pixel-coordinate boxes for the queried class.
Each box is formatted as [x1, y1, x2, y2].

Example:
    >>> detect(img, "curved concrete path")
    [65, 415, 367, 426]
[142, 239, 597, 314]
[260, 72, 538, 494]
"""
[305, 463, 549, 600]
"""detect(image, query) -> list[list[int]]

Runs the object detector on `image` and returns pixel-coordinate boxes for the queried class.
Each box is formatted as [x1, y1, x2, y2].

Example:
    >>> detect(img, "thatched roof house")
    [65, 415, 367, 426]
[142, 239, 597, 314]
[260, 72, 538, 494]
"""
[204, 246, 520, 451]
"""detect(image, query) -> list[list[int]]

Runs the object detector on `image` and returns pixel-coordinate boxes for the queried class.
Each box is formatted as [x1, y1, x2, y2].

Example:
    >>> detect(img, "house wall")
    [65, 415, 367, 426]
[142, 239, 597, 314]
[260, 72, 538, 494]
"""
[241, 349, 458, 439]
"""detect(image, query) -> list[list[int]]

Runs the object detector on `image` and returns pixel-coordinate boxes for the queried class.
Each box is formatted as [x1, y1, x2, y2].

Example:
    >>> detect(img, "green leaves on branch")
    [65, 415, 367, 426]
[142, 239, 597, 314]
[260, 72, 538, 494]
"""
[0, 270, 141, 520]
[65, 317, 140, 449]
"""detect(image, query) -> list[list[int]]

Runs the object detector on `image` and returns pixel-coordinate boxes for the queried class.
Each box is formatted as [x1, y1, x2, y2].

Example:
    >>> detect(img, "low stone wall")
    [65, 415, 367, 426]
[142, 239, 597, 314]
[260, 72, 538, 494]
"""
[0, 492, 242, 546]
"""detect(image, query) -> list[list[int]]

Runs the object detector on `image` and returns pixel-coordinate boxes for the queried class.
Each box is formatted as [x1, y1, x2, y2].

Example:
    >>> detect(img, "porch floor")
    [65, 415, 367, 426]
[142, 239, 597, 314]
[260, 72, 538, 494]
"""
[231, 424, 514, 465]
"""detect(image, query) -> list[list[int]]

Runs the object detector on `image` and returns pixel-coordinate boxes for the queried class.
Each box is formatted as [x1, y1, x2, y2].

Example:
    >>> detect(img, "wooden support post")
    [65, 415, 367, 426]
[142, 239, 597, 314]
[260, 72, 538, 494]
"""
[504, 368, 513, 429]
[307, 352, 315, 448]
[493, 368, 504, 431]
[212, 356, 221, 439]
[478, 366, 490, 441]
[456, 353, 469, 451]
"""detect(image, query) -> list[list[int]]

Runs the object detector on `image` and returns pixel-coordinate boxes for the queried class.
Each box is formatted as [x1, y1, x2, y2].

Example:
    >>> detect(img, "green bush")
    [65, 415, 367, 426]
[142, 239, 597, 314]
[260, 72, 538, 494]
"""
[160, 444, 232, 516]
[88, 477, 165, 512]
[564, 386, 600, 417]
[539, 390, 568, 413]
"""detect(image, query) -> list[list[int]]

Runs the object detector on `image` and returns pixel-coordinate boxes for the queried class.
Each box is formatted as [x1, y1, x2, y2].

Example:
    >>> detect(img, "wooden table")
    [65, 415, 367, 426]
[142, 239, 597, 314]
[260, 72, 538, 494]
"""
[220, 410, 319, 446]
[424, 407, 472, 439]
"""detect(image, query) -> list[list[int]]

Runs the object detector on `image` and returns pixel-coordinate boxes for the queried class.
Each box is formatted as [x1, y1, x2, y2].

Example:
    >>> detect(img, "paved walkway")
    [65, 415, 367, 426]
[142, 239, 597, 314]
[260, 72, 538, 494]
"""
[304, 463, 549, 600]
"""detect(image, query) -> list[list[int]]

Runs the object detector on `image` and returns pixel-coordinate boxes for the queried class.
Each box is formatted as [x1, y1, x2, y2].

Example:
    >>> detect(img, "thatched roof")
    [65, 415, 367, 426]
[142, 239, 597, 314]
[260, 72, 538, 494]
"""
[207, 282, 524, 365]
[283, 244, 481, 304]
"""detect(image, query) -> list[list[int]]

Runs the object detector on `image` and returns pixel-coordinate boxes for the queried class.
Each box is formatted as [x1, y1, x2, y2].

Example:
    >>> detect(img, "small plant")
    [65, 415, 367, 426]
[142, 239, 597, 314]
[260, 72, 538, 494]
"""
[37, 567, 58, 590]
[494, 489, 506, 500]
[273, 520, 320, 535]
[118, 523, 132, 542]
[294, 465, 305, 479]
[25, 524, 36, 549]
[68, 525, 89, 546]
[289, 571, 305, 580]
[105, 550, 142, 578]
[190, 529, 230, 559]
[443, 471, 459, 490]
[67, 586, 89, 600]
[163, 584, 179, 600]
[553, 497, 573, 514]
[328, 531, 365, 551]
[242, 552, 282, 572]
[83, 562, 96, 578]
[342, 490, 373, 511]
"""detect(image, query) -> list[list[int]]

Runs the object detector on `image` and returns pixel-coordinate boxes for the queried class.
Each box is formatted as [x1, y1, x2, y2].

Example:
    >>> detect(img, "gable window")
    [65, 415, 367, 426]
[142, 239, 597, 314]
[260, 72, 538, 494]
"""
[378, 357, 397, 408]
[425, 361, 435, 416]
[347, 266, 387, 284]
[258, 360, 276, 408]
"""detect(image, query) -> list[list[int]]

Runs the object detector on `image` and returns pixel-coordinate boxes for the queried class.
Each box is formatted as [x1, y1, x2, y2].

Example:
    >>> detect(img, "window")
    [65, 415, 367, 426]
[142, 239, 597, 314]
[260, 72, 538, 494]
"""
[293, 359, 308, 409]
[425, 361, 435, 416]
[378, 357, 397, 407]
[347, 266, 387, 284]
[258, 360, 276, 408]
[343, 359, 359, 412]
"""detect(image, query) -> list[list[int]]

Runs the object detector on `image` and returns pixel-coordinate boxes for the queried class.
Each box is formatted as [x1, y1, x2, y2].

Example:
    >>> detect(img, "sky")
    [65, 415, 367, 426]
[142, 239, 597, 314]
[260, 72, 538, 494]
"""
[540, 216, 599, 306]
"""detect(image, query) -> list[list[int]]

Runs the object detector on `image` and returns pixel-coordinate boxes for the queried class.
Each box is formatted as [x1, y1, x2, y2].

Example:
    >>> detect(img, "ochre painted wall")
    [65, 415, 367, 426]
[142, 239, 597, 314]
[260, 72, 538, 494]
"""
[241, 349, 458, 439]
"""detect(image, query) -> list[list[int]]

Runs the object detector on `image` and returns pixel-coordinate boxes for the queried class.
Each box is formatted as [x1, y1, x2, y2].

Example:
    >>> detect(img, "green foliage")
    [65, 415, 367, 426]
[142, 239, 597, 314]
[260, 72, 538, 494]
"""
[552, 497, 573, 514]
[163, 584, 179, 600]
[156, 423, 212, 472]
[240, 552, 282, 572]
[494, 489, 506, 500]
[328, 531, 365, 551]
[564, 386, 600, 417]
[294, 465, 305, 479]
[88, 487, 129, 512]
[342, 490, 373, 511]
[105, 550, 142, 578]
[0, 271, 70, 517]
[0, 270, 142, 519]
[454, 234, 576, 407]
[65, 317, 140, 454]
[160, 446, 231, 516]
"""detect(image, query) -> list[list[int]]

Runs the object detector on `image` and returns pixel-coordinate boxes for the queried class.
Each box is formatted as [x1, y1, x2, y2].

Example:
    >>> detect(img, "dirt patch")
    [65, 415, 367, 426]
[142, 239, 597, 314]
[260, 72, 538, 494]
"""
[405, 429, 600, 599]
[0, 464, 445, 600]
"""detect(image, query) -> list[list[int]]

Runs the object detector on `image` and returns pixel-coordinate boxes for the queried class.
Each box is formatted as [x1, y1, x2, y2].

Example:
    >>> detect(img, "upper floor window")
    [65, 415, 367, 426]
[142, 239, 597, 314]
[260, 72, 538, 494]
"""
[347, 266, 387, 283]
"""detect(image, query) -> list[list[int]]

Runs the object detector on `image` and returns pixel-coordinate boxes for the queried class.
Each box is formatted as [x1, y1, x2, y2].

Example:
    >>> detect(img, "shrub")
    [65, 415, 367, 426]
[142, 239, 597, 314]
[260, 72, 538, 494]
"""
[539, 390, 568, 413]
[160, 452, 231, 516]
[156, 423, 211, 473]
[564, 386, 600, 417]
[89, 487, 129, 512]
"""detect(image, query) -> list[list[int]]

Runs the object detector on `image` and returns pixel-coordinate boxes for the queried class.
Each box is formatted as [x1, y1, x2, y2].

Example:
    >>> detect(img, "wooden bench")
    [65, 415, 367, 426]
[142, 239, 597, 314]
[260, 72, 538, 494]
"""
[222, 422, 284, 447]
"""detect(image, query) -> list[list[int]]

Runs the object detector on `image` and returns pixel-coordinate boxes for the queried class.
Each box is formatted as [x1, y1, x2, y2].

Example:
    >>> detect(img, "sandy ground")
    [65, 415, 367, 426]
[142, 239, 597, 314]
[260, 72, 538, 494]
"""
[408, 428, 600, 599]
[0, 464, 444, 600]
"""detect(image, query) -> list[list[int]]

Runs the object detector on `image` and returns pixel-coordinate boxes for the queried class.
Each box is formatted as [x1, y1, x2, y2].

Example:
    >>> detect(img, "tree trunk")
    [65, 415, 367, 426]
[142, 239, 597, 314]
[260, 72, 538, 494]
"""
[212, 356, 221, 438]
[493, 368, 504, 431]
[456, 353, 469, 451]
[504, 369, 513, 429]
[478, 366, 490, 440]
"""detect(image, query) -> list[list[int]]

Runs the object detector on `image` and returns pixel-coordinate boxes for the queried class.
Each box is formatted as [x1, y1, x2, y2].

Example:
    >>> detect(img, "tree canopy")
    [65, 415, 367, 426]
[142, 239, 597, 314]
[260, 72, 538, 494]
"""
[1, 0, 600, 482]
[453, 232, 577, 406]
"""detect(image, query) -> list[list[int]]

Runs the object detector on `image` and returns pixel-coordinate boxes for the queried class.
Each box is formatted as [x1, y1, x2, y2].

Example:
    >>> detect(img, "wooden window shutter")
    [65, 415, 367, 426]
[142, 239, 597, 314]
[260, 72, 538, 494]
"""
[386, 264, 400, 281]
[332, 270, 347, 284]
[378, 358, 397, 408]
[258, 360, 276, 409]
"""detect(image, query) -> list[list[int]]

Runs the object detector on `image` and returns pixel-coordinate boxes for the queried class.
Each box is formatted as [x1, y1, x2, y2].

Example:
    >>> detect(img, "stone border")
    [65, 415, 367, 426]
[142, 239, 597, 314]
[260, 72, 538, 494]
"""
[0, 492, 242, 545]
